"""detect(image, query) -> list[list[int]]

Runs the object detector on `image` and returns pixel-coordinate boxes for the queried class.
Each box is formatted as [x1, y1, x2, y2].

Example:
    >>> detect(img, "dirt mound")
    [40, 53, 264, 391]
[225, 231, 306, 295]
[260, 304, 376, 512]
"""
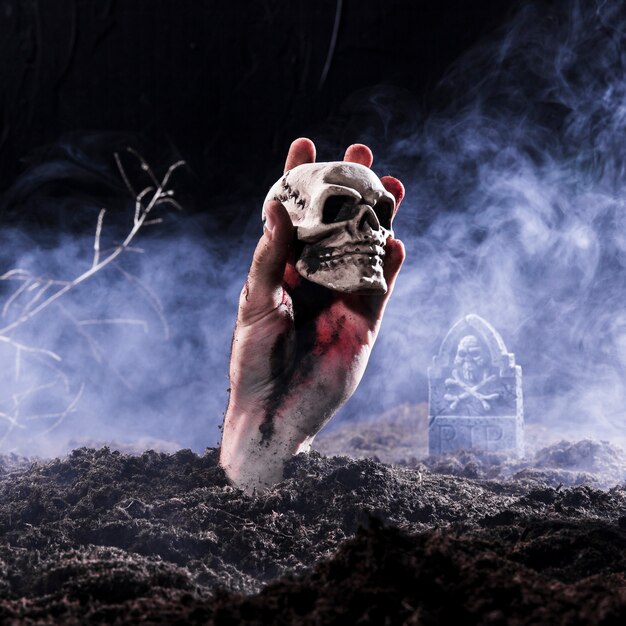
[421, 439, 626, 489]
[315, 408, 626, 488]
[206, 518, 626, 625]
[0, 447, 623, 624]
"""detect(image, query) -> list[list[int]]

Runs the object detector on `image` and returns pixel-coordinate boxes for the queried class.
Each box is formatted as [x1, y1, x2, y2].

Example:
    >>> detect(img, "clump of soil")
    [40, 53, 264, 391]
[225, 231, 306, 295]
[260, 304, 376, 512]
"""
[419, 439, 626, 489]
[0, 445, 624, 624]
[314, 404, 626, 488]
[0, 452, 34, 476]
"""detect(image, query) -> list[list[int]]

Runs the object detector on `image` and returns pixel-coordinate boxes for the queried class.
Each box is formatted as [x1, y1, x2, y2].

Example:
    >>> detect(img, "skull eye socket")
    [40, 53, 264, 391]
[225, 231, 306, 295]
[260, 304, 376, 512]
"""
[458, 350, 468, 358]
[373, 199, 394, 229]
[322, 195, 360, 224]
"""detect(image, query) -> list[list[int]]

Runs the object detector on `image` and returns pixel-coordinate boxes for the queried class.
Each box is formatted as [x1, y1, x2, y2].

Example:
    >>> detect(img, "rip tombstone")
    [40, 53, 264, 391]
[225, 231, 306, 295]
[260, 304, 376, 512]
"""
[428, 315, 524, 457]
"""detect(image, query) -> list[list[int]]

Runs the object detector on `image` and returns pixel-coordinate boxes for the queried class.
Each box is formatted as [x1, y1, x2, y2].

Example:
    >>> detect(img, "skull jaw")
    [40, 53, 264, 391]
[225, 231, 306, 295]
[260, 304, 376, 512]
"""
[296, 248, 388, 294]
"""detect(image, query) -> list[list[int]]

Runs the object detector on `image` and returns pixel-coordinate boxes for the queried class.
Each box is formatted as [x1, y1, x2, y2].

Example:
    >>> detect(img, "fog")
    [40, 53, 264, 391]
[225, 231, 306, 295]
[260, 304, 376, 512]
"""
[1, 0, 625, 456]
[365, 0, 626, 445]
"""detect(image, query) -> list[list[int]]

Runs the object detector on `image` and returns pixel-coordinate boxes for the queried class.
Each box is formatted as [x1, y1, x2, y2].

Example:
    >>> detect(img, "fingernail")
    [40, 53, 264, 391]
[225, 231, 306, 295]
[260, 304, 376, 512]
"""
[264, 205, 276, 235]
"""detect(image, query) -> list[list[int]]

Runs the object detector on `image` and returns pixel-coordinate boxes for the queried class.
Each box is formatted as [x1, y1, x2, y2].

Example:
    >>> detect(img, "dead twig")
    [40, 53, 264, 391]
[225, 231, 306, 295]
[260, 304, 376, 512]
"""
[0, 152, 184, 336]
[0, 150, 185, 447]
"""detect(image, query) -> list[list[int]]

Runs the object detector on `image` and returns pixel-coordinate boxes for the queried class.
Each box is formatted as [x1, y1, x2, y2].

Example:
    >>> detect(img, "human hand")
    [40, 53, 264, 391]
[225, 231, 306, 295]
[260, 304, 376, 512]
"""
[219, 138, 405, 492]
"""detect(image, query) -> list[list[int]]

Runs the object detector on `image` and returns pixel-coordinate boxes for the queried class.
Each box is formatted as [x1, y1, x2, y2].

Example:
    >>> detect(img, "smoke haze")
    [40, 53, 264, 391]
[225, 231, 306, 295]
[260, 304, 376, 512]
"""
[365, 0, 626, 446]
[1, 0, 625, 455]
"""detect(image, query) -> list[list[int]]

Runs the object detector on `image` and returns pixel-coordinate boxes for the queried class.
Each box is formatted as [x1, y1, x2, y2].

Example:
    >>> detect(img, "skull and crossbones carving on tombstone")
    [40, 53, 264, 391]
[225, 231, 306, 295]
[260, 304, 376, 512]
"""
[264, 162, 396, 293]
[428, 314, 524, 456]
[443, 335, 500, 415]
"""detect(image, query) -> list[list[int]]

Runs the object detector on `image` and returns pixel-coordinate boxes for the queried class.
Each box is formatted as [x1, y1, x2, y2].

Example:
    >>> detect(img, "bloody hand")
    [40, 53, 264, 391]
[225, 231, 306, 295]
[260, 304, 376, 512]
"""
[219, 138, 405, 492]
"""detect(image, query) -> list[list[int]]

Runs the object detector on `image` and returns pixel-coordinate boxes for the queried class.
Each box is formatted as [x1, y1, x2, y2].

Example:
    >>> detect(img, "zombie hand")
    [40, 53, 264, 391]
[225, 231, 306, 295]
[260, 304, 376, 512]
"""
[219, 138, 405, 492]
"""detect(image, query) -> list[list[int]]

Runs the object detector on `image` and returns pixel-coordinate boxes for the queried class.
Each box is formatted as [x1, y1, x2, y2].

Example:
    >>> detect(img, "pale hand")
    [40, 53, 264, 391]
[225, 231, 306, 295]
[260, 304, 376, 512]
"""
[219, 138, 405, 492]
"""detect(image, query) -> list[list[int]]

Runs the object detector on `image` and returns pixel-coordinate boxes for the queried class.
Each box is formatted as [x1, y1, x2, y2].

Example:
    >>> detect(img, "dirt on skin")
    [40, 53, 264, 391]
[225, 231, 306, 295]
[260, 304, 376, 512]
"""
[0, 440, 623, 624]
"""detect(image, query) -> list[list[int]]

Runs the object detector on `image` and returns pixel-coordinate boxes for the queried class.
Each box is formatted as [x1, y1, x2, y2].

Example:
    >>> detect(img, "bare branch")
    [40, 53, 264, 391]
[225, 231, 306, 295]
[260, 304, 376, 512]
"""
[126, 147, 161, 188]
[160, 160, 186, 189]
[77, 318, 149, 333]
[0, 335, 62, 363]
[2, 274, 70, 319]
[113, 265, 169, 339]
[0, 269, 32, 281]
[92, 209, 106, 268]
[2, 280, 31, 318]
[0, 151, 184, 450]
[0, 155, 184, 336]
[135, 186, 154, 224]
[24, 280, 59, 314]
[0, 412, 26, 428]
[28, 384, 85, 437]
[114, 151, 137, 198]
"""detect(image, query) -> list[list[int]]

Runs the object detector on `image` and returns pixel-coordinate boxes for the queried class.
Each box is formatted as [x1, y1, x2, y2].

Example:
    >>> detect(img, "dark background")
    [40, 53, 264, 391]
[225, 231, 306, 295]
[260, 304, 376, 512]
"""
[0, 0, 523, 209]
[6, 0, 600, 454]
[1, 0, 625, 454]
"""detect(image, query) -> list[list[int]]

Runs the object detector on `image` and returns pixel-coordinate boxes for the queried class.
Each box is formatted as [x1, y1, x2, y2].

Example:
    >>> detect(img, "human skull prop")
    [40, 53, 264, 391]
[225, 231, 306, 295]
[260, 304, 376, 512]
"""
[264, 162, 396, 293]
[454, 335, 488, 384]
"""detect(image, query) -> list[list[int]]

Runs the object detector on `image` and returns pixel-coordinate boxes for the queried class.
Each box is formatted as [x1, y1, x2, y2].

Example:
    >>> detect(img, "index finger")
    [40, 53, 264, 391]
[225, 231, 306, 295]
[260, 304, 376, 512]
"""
[284, 138, 316, 172]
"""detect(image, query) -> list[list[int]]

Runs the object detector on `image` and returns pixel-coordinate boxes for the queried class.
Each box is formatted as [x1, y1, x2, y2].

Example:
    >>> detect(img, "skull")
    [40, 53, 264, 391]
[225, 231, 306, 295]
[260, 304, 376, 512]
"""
[264, 162, 396, 293]
[453, 335, 488, 384]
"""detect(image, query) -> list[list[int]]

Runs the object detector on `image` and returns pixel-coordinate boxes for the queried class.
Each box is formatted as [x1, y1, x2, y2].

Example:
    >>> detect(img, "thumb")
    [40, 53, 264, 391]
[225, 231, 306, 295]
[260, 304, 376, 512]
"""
[239, 201, 294, 323]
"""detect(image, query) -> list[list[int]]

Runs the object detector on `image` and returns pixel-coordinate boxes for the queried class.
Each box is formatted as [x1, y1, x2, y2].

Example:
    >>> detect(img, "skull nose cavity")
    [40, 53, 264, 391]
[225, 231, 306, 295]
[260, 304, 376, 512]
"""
[359, 207, 380, 231]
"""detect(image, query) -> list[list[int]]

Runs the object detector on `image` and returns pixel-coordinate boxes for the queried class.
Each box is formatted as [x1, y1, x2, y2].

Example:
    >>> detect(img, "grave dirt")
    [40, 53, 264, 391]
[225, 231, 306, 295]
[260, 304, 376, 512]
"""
[0, 440, 624, 624]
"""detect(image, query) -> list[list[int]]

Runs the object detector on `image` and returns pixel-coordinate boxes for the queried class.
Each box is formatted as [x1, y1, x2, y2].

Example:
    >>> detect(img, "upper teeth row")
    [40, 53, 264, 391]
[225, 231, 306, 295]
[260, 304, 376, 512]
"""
[318, 244, 385, 258]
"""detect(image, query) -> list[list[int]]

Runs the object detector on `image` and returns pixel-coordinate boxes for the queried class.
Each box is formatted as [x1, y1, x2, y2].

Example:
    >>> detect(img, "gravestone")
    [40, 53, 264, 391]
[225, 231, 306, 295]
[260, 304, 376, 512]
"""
[428, 314, 524, 457]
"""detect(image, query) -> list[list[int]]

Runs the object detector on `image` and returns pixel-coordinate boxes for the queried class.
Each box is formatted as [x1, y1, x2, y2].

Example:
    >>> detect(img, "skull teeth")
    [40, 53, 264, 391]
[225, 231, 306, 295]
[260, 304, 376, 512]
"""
[316, 244, 385, 259]
[316, 255, 384, 270]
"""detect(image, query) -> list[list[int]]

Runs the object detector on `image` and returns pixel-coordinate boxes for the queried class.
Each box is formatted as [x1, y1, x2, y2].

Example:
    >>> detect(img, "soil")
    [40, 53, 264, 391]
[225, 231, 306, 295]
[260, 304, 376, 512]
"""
[0, 412, 624, 624]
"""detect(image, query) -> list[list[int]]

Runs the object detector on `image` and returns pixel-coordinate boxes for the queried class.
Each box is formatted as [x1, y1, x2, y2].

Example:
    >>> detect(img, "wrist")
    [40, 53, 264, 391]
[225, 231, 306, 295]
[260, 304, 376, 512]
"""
[219, 404, 305, 492]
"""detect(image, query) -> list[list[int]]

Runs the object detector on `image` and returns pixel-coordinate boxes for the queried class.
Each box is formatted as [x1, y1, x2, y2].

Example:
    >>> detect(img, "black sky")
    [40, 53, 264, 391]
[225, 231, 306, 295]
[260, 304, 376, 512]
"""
[0, 0, 523, 208]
